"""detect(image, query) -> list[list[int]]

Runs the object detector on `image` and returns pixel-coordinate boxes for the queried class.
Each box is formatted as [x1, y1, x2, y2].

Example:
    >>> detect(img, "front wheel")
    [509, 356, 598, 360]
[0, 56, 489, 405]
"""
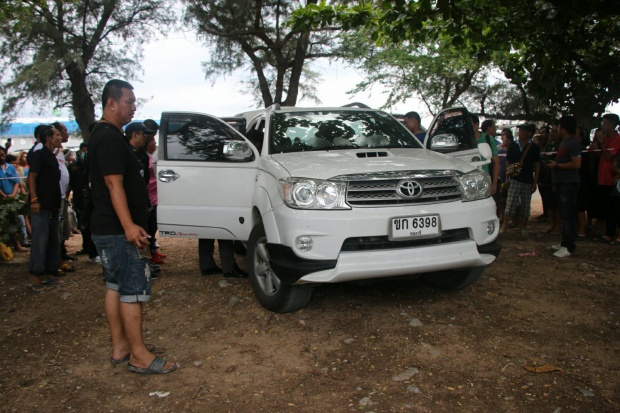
[248, 222, 313, 313]
[423, 266, 485, 290]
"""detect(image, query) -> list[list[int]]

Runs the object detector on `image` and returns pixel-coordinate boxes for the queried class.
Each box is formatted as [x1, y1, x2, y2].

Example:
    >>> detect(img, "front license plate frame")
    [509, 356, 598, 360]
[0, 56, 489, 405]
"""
[389, 214, 442, 241]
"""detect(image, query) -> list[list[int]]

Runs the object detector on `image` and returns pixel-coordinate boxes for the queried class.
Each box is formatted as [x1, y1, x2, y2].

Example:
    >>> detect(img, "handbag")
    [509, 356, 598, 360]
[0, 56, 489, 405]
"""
[506, 143, 531, 178]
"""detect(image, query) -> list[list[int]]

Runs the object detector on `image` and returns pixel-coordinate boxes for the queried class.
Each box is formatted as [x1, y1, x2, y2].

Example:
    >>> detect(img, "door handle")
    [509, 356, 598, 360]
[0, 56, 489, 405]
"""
[158, 169, 180, 183]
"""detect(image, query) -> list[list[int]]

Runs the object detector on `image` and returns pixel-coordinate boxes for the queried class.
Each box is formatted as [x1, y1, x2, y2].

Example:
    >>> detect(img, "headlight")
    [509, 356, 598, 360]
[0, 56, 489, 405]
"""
[458, 170, 491, 202]
[279, 178, 350, 209]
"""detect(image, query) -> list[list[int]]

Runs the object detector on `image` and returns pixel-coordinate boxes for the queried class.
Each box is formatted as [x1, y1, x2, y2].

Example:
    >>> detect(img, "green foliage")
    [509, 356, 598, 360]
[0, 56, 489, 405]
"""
[343, 31, 488, 113]
[0, 1, 175, 137]
[0, 194, 27, 246]
[184, 0, 343, 107]
[291, 0, 620, 122]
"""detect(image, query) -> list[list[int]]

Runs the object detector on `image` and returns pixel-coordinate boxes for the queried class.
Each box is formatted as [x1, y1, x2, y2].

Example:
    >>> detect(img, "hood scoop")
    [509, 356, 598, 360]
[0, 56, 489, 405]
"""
[356, 151, 389, 158]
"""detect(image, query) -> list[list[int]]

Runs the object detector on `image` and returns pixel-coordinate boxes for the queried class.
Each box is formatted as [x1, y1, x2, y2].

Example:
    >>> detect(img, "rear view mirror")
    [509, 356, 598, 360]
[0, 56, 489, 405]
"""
[222, 140, 253, 161]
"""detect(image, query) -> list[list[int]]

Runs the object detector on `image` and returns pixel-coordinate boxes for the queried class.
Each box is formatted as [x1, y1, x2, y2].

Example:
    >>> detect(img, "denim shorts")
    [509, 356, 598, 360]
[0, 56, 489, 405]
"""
[91, 234, 152, 303]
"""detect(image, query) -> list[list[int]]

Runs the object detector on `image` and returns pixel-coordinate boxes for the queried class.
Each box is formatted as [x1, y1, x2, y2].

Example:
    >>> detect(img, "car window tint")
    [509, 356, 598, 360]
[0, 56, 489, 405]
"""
[165, 116, 244, 161]
[269, 110, 422, 154]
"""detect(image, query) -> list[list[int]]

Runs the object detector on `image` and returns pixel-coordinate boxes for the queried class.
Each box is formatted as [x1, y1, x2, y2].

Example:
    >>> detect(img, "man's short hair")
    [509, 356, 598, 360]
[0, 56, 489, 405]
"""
[33, 124, 47, 140]
[480, 119, 495, 133]
[39, 125, 55, 145]
[102, 79, 134, 110]
[559, 116, 577, 135]
[602, 113, 620, 126]
[79, 142, 88, 150]
[403, 111, 421, 123]
[6, 153, 16, 163]
[52, 121, 64, 131]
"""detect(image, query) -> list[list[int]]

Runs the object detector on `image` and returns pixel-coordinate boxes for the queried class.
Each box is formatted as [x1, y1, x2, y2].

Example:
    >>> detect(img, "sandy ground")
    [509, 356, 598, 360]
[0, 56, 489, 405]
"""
[0, 197, 619, 412]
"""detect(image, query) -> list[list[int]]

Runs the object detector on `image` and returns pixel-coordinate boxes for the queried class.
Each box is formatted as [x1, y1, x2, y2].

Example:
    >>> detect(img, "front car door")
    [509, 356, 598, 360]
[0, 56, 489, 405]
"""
[425, 107, 486, 165]
[157, 112, 259, 241]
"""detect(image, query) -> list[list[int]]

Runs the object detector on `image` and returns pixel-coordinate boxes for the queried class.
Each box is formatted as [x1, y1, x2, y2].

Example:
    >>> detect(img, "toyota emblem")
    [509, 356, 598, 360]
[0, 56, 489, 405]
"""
[396, 180, 423, 199]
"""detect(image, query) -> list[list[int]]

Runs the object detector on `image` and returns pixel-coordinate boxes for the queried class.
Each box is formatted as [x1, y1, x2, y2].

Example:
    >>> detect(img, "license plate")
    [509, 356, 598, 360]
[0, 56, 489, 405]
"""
[389, 215, 441, 241]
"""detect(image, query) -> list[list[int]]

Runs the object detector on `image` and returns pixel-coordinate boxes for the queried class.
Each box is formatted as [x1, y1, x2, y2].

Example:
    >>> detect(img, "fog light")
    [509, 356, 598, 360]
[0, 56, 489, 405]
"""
[296, 236, 313, 252]
[486, 221, 496, 235]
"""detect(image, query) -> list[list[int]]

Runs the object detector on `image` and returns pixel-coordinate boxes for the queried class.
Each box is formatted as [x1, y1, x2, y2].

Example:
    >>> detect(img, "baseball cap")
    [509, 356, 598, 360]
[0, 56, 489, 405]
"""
[125, 122, 154, 138]
[517, 123, 536, 133]
[143, 119, 159, 133]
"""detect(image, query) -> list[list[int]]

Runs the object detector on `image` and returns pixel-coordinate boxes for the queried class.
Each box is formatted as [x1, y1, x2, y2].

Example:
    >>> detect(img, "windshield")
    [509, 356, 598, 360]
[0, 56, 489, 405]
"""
[269, 110, 422, 154]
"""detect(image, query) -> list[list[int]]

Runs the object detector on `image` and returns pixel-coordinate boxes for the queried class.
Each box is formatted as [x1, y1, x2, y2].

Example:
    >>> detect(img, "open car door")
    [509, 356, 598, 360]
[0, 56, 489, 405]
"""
[156, 112, 259, 241]
[424, 107, 489, 167]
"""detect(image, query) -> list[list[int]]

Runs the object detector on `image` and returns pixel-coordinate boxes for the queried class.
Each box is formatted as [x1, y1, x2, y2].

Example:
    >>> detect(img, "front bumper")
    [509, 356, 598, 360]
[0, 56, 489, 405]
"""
[264, 197, 500, 285]
[269, 240, 501, 285]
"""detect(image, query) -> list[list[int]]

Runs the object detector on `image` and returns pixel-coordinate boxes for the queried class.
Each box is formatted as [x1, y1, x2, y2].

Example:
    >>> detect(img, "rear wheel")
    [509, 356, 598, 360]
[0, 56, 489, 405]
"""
[248, 222, 313, 313]
[423, 266, 485, 290]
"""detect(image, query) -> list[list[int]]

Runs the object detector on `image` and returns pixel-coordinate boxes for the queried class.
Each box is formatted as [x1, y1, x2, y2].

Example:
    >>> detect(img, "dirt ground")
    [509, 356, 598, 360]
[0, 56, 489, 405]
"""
[0, 199, 619, 413]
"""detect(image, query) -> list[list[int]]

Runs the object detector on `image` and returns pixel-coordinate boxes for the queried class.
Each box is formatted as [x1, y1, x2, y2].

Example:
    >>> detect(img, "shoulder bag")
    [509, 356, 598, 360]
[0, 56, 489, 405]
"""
[506, 143, 531, 178]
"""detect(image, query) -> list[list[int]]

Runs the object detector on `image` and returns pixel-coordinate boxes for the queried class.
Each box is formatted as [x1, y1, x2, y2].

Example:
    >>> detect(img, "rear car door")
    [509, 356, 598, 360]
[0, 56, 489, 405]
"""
[157, 112, 259, 241]
[425, 107, 485, 165]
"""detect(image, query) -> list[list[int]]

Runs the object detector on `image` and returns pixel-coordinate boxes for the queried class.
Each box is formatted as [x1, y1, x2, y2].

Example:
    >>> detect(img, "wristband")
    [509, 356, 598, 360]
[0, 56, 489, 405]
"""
[31, 197, 38, 202]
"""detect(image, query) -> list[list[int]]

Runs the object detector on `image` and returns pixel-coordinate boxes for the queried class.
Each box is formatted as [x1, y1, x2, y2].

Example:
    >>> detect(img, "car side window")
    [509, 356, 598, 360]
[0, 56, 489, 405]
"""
[164, 115, 246, 161]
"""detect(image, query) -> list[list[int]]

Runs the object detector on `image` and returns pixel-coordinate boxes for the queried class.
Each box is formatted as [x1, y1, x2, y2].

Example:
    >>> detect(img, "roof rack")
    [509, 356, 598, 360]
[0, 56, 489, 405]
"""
[341, 102, 371, 109]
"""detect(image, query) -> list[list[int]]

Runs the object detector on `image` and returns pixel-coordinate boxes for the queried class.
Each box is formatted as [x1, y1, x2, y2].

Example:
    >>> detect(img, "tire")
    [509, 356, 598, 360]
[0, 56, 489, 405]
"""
[247, 222, 314, 313]
[423, 266, 485, 290]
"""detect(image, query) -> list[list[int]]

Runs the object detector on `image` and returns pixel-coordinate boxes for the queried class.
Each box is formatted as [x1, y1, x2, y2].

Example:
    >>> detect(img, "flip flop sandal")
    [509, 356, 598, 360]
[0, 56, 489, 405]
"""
[28, 284, 48, 292]
[127, 356, 177, 374]
[60, 263, 76, 273]
[110, 344, 158, 365]
[43, 278, 66, 286]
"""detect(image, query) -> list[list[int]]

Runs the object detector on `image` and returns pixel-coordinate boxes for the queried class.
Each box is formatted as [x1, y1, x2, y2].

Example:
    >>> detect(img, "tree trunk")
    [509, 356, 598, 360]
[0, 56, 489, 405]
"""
[282, 31, 310, 107]
[66, 62, 96, 142]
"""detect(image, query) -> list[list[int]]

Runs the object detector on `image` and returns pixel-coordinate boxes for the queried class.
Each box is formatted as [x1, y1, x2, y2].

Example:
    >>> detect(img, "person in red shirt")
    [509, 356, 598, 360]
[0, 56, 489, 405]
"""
[595, 113, 620, 242]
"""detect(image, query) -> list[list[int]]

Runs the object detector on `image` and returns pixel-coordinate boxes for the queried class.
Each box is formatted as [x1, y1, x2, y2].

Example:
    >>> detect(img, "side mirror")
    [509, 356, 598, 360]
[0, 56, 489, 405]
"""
[429, 134, 460, 153]
[477, 142, 493, 160]
[222, 140, 253, 161]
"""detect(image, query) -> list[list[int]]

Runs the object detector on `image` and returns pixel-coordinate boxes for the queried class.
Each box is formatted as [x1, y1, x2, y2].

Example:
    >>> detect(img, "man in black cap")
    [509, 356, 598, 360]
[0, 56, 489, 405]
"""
[140, 119, 167, 266]
[125, 122, 153, 184]
[125, 121, 165, 270]
[501, 123, 540, 232]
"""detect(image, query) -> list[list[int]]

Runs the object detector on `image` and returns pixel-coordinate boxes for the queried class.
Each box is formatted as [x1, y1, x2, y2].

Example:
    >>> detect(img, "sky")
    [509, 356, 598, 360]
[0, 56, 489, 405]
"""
[8, 30, 619, 129]
[131, 31, 422, 122]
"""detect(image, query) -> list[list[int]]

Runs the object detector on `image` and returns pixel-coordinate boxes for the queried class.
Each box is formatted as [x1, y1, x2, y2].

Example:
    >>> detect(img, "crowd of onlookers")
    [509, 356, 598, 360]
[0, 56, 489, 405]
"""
[477, 113, 620, 257]
[0, 118, 165, 292]
[2, 110, 620, 291]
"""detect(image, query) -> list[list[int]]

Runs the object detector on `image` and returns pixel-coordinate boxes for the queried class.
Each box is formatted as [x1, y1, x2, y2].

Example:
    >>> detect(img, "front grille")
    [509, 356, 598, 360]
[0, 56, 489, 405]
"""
[344, 173, 462, 207]
[341, 229, 470, 252]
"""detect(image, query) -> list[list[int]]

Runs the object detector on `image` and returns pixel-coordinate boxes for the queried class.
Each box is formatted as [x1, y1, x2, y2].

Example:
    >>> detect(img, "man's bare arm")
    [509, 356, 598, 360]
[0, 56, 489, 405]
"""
[27, 172, 40, 213]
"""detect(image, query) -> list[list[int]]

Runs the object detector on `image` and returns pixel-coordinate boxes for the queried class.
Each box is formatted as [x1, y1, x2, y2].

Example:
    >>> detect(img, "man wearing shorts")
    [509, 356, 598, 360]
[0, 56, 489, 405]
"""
[89, 79, 176, 374]
[501, 123, 540, 232]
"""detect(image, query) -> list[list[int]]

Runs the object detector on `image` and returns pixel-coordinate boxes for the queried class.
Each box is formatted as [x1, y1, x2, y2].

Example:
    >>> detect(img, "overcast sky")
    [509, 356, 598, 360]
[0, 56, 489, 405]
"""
[131, 31, 423, 122]
[11, 30, 619, 128]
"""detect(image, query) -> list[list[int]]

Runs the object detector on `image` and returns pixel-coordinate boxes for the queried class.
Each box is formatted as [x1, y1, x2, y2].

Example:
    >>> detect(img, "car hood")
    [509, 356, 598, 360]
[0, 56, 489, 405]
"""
[270, 148, 474, 180]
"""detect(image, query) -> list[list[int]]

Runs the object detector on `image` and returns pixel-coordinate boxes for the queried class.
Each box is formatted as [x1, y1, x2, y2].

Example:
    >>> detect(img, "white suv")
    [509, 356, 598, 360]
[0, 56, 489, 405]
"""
[156, 106, 501, 313]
